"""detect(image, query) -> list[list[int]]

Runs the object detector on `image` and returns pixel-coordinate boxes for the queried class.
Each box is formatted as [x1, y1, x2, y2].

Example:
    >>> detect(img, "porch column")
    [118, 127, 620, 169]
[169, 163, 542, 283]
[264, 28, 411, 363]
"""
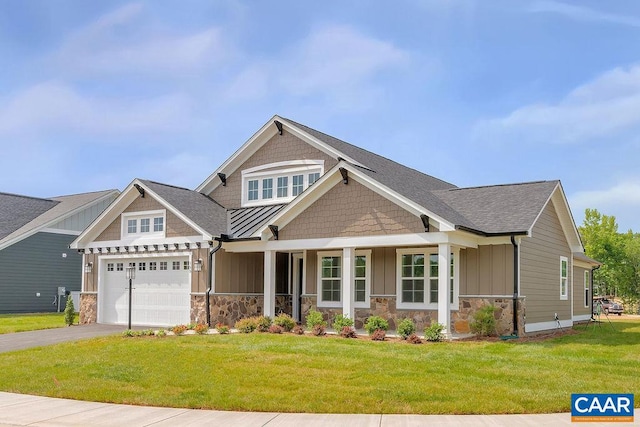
[264, 250, 276, 318]
[438, 243, 451, 335]
[342, 247, 355, 320]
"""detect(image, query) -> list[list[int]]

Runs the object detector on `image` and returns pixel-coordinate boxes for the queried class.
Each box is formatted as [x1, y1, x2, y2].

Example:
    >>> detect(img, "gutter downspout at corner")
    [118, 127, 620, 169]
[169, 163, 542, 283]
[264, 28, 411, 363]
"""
[510, 235, 519, 336]
[206, 238, 223, 326]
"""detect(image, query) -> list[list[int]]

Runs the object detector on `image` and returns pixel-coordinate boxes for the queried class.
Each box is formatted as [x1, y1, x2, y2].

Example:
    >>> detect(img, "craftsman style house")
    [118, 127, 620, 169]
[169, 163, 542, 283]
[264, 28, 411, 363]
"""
[0, 190, 118, 313]
[71, 116, 598, 335]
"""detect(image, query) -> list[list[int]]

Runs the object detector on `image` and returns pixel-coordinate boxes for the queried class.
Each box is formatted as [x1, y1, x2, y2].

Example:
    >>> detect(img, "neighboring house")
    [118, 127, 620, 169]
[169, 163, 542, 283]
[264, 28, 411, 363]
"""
[0, 190, 119, 313]
[71, 116, 599, 334]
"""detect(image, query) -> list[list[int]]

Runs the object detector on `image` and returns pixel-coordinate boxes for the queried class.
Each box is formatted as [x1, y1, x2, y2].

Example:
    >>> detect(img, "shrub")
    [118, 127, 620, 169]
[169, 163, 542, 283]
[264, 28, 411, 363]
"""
[216, 322, 230, 334]
[364, 316, 389, 335]
[305, 310, 326, 330]
[406, 333, 422, 344]
[470, 305, 497, 337]
[187, 323, 197, 330]
[292, 324, 305, 335]
[194, 323, 209, 335]
[397, 318, 416, 339]
[311, 324, 326, 336]
[371, 329, 386, 341]
[235, 318, 257, 333]
[172, 324, 188, 335]
[256, 316, 272, 332]
[424, 322, 445, 342]
[141, 329, 155, 337]
[332, 314, 354, 332]
[340, 325, 357, 338]
[64, 297, 75, 326]
[122, 329, 135, 338]
[156, 329, 167, 338]
[274, 313, 296, 332]
[269, 324, 284, 334]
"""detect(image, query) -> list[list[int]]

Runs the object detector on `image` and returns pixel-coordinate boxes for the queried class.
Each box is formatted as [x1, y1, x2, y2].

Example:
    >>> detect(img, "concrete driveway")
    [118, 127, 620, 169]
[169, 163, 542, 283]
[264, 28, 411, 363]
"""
[0, 324, 125, 353]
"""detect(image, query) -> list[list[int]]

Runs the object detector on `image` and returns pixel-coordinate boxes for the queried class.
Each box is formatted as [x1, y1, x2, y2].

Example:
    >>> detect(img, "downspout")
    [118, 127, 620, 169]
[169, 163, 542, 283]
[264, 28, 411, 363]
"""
[206, 238, 223, 326]
[510, 235, 519, 337]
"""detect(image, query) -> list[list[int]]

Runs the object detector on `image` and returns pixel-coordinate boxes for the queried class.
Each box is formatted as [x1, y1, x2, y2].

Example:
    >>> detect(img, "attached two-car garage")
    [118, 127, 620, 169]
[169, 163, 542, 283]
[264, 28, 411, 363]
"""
[99, 256, 191, 327]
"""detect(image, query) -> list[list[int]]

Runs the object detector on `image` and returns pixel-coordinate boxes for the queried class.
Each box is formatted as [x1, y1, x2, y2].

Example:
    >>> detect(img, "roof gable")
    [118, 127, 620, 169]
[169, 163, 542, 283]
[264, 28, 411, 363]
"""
[71, 180, 226, 248]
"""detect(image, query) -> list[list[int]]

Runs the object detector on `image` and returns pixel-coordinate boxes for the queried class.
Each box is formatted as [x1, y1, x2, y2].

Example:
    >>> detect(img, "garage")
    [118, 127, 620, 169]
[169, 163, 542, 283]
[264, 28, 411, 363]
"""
[100, 256, 191, 327]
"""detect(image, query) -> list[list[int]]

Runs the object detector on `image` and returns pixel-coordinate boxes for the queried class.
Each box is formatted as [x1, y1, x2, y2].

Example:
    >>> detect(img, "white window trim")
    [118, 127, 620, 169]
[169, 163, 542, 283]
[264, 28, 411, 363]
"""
[121, 210, 166, 241]
[395, 248, 458, 310]
[317, 251, 342, 308]
[560, 256, 569, 300]
[241, 160, 325, 207]
[354, 250, 371, 309]
[584, 270, 590, 308]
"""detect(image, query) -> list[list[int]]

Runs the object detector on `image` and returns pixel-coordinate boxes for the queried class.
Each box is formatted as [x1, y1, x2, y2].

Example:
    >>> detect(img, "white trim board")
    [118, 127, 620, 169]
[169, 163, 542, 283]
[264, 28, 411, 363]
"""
[525, 319, 573, 333]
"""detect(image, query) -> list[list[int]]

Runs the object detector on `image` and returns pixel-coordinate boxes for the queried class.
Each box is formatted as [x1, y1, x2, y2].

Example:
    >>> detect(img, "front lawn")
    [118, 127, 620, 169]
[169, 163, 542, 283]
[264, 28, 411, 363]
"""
[0, 313, 66, 334]
[0, 318, 638, 414]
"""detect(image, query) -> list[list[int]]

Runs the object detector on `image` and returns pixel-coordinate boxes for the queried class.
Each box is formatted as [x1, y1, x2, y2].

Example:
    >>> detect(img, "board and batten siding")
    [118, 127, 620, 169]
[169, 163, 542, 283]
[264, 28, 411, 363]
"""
[214, 249, 264, 294]
[0, 232, 81, 313]
[459, 245, 514, 296]
[49, 197, 115, 232]
[520, 200, 572, 324]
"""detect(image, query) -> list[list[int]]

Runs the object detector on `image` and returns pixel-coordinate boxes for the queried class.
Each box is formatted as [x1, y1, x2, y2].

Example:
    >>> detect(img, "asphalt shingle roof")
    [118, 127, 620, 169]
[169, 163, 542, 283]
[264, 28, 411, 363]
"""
[140, 180, 227, 238]
[0, 193, 58, 240]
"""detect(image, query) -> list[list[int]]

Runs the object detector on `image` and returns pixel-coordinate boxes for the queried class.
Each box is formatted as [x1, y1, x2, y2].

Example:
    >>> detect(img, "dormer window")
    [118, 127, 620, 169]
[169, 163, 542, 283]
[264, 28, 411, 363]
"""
[241, 160, 324, 207]
[122, 210, 166, 239]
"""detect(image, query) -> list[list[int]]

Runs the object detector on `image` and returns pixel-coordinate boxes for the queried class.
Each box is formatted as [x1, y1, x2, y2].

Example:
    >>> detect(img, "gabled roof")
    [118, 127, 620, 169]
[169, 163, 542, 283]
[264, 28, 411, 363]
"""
[433, 181, 560, 235]
[71, 179, 227, 248]
[0, 190, 119, 250]
[139, 180, 227, 237]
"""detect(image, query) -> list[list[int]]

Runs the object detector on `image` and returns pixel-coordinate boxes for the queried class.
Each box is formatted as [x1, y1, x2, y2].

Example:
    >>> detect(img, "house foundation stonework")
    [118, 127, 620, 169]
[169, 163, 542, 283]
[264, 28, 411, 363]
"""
[191, 295, 207, 325]
[209, 294, 263, 327]
[275, 295, 292, 317]
[79, 293, 97, 324]
[452, 297, 526, 336]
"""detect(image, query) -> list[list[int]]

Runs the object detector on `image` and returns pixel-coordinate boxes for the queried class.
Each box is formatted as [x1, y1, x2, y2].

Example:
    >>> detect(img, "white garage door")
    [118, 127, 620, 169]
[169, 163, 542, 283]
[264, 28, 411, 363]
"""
[100, 257, 191, 327]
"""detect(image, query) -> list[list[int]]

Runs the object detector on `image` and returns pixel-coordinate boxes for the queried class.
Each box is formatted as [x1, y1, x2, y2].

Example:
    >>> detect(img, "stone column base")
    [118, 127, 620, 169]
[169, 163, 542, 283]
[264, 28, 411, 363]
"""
[79, 293, 97, 324]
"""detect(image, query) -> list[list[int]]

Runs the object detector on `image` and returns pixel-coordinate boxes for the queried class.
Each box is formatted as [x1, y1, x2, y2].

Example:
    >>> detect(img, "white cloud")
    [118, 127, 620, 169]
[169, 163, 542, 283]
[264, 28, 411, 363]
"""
[528, 1, 640, 28]
[0, 82, 192, 135]
[475, 64, 640, 144]
[52, 3, 230, 75]
[570, 179, 640, 232]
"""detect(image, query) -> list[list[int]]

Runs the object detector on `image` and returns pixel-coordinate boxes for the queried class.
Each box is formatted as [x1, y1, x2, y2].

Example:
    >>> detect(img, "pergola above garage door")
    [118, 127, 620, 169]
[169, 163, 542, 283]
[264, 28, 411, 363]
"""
[100, 257, 191, 327]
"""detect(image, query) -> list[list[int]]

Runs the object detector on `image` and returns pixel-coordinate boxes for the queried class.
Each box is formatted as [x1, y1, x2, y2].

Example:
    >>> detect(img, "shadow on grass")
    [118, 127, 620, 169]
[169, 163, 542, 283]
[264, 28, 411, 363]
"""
[529, 320, 640, 347]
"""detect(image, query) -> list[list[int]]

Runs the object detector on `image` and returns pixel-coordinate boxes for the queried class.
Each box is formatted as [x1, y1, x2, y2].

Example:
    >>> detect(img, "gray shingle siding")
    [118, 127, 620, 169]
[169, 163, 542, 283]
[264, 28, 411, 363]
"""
[0, 232, 81, 313]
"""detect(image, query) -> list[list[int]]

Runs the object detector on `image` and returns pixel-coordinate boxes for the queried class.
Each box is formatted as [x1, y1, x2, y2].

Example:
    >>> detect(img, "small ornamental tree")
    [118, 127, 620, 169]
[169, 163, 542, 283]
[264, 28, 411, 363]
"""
[64, 297, 76, 326]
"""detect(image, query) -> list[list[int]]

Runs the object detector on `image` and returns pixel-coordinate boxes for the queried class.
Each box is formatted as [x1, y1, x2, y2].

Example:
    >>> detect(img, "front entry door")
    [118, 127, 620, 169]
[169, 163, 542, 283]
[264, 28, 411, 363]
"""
[291, 253, 304, 322]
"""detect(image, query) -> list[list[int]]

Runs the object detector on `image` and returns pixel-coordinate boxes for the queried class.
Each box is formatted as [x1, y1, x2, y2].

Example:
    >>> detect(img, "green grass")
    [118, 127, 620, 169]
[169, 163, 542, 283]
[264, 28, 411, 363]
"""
[0, 313, 66, 334]
[0, 318, 638, 414]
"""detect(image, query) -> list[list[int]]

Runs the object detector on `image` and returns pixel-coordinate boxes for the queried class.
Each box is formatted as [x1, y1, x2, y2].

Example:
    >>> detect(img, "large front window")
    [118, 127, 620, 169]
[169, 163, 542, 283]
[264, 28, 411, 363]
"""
[397, 248, 456, 309]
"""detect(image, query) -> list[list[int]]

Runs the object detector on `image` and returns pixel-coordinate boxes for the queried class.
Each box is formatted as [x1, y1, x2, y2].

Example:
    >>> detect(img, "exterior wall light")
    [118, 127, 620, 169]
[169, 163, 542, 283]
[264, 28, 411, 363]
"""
[194, 258, 203, 272]
[84, 262, 93, 273]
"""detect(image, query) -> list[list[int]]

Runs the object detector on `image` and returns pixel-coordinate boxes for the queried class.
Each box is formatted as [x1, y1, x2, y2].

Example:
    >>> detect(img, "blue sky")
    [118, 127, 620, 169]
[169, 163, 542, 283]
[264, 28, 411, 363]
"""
[1, 1, 639, 232]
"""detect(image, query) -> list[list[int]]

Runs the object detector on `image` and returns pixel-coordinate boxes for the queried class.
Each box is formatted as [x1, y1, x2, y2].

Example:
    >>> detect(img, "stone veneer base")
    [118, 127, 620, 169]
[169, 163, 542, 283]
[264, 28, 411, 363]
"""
[79, 293, 97, 324]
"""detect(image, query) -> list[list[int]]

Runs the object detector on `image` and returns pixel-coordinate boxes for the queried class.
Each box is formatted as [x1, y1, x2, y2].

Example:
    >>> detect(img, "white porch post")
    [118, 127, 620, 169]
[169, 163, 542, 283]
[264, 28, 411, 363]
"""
[342, 247, 355, 320]
[264, 250, 276, 318]
[438, 243, 451, 335]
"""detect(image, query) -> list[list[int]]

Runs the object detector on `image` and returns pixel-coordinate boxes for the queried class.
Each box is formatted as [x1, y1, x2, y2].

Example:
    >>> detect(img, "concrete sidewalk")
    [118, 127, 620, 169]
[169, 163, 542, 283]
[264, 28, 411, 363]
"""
[0, 392, 587, 426]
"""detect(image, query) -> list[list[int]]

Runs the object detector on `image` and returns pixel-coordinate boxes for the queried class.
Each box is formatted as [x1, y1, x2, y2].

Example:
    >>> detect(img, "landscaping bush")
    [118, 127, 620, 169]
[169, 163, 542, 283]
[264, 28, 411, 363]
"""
[216, 323, 230, 334]
[371, 329, 386, 341]
[235, 318, 258, 333]
[305, 310, 326, 330]
[256, 316, 272, 332]
[340, 325, 357, 338]
[64, 297, 75, 326]
[406, 333, 422, 344]
[292, 324, 305, 335]
[269, 324, 284, 334]
[122, 329, 135, 337]
[332, 314, 354, 332]
[156, 329, 167, 338]
[274, 313, 295, 332]
[141, 329, 155, 337]
[470, 305, 497, 337]
[397, 318, 416, 339]
[187, 323, 197, 330]
[311, 324, 326, 336]
[364, 316, 388, 335]
[424, 322, 445, 342]
[172, 324, 188, 335]
[194, 323, 209, 335]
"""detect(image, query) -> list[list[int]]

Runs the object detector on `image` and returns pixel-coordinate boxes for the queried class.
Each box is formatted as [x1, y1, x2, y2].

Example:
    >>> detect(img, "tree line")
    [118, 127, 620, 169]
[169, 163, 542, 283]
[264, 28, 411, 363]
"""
[579, 208, 640, 312]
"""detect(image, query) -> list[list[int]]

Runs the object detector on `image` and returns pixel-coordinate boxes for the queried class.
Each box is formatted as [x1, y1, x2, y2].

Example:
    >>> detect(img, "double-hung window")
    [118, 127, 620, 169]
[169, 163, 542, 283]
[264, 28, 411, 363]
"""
[397, 248, 456, 309]
[248, 180, 259, 201]
[584, 270, 590, 308]
[317, 250, 370, 308]
[277, 177, 288, 198]
[560, 257, 568, 300]
[292, 174, 304, 196]
[262, 178, 273, 199]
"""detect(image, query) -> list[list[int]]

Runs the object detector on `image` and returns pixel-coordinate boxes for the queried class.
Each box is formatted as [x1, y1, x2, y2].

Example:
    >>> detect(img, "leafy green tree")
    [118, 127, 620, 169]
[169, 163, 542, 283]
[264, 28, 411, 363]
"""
[619, 232, 640, 308]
